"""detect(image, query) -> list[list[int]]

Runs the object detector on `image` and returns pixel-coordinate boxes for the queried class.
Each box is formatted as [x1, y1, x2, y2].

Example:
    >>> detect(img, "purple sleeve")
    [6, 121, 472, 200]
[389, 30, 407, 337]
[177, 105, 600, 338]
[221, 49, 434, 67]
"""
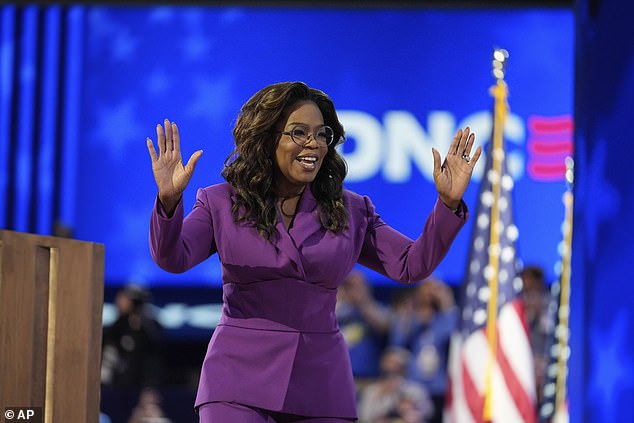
[149, 188, 217, 273]
[358, 197, 467, 284]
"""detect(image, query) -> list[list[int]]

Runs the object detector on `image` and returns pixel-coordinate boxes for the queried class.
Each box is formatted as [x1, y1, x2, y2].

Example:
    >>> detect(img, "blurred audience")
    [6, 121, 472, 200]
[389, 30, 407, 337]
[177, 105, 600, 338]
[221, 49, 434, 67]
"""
[388, 278, 458, 423]
[127, 388, 172, 423]
[357, 346, 433, 423]
[520, 265, 553, 406]
[337, 270, 391, 380]
[101, 284, 165, 388]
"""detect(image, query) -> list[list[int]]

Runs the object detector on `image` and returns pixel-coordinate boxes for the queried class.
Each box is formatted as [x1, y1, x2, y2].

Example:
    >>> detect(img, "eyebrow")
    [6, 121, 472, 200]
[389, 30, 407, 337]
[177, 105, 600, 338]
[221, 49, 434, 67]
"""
[286, 122, 326, 128]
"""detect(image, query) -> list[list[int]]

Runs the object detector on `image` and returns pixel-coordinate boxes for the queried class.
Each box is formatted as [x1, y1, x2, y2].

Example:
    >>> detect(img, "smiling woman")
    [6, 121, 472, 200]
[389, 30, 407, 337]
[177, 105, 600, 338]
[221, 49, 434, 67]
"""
[275, 102, 334, 229]
[220, 82, 349, 240]
[145, 80, 480, 421]
[276, 104, 328, 179]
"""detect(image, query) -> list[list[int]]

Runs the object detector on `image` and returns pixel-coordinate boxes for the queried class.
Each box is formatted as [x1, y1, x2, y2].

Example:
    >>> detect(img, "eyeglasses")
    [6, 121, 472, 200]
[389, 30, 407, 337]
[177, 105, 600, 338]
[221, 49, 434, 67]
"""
[279, 125, 335, 147]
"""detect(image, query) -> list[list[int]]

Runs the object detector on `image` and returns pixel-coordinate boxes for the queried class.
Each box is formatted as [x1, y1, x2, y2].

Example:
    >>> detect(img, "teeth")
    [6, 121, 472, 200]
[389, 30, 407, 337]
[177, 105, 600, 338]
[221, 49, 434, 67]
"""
[297, 156, 317, 163]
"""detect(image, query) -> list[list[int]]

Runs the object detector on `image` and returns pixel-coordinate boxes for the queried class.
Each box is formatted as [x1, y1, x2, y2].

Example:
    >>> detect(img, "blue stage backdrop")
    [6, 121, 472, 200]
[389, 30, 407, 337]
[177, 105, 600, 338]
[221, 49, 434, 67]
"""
[72, 6, 573, 287]
[568, 0, 634, 421]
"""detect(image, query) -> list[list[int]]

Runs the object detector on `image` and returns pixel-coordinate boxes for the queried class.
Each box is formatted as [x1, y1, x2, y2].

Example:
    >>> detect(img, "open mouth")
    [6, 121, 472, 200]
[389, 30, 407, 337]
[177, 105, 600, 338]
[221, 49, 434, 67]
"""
[296, 155, 318, 170]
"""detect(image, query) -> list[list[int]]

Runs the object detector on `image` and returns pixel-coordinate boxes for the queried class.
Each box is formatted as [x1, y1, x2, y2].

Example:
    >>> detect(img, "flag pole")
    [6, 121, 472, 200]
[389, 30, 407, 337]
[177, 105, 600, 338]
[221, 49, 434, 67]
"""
[554, 157, 573, 422]
[483, 48, 509, 421]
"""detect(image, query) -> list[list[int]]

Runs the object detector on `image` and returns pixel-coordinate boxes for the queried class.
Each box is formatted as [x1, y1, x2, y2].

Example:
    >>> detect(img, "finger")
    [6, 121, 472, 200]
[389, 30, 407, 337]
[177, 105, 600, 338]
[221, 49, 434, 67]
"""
[146, 137, 158, 162]
[449, 128, 462, 156]
[164, 118, 173, 151]
[184, 150, 203, 175]
[463, 132, 476, 157]
[470, 145, 483, 166]
[156, 124, 166, 154]
[172, 122, 181, 154]
[432, 148, 442, 176]
[459, 127, 471, 155]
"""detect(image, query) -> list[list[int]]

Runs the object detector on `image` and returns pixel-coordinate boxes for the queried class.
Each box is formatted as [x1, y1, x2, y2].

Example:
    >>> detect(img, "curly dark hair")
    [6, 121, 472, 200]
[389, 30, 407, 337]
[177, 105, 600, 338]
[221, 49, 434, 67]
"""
[221, 81, 348, 241]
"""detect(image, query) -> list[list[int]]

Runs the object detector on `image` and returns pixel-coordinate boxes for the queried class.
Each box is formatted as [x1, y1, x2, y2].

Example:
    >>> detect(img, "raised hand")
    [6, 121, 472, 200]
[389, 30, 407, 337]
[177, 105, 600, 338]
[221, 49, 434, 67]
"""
[146, 119, 202, 213]
[431, 127, 482, 210]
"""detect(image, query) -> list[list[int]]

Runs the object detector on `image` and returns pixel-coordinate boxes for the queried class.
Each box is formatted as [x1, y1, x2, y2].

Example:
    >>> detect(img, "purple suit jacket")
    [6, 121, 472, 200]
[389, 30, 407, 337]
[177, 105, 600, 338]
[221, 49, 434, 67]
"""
[149, 182, 466, 418]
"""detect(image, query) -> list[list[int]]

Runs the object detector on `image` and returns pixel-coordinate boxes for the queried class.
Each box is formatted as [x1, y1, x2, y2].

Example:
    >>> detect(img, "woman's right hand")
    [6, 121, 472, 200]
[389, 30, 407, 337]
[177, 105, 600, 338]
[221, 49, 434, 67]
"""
[146, 119, 203, 213]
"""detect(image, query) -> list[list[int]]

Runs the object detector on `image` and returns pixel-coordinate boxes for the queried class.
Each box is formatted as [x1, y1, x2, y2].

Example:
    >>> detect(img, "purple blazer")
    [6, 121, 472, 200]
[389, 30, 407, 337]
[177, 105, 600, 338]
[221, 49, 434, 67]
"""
[149, 182, 466, 418]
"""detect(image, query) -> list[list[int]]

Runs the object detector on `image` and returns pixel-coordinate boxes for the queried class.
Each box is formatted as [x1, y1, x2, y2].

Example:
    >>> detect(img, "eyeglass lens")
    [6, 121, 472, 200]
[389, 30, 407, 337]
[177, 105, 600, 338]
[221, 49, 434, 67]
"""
[289, 126, 334, 146]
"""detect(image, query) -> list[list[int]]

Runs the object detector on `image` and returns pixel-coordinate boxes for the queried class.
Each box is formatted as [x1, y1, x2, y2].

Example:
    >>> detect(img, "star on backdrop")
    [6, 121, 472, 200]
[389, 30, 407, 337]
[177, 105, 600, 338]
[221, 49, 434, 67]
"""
[574, 137, 620, 260]
[587, 310, 634, 423]
[93, 100, 146, 157]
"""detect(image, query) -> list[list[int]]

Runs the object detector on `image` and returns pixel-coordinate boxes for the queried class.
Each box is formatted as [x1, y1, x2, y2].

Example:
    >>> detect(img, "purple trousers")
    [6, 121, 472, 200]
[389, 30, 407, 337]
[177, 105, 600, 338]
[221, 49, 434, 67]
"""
[198, 402, 356, 422]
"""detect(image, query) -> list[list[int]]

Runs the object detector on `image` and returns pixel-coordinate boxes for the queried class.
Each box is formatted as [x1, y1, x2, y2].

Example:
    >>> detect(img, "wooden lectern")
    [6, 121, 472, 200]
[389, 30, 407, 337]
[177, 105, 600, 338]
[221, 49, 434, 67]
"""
[0, 230, 105, 423]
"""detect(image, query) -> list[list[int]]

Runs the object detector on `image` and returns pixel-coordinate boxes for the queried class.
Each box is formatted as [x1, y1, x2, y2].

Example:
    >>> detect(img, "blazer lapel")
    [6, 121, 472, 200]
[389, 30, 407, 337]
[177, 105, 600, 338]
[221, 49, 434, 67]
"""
[274, 219, 306, 279]
[272, 186, 322, 280]
[289, 186, 322, 248]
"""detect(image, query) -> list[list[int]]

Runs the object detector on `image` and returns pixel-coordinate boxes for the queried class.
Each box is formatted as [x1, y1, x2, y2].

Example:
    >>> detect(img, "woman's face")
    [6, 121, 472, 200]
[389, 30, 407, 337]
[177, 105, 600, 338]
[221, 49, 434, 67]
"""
[274, 101, 328, 196]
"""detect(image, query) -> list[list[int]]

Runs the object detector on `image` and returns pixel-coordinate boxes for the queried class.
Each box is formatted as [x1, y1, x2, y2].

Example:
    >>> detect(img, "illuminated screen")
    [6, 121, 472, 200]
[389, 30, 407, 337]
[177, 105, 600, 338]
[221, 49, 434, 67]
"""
[74, 6, 574, 287]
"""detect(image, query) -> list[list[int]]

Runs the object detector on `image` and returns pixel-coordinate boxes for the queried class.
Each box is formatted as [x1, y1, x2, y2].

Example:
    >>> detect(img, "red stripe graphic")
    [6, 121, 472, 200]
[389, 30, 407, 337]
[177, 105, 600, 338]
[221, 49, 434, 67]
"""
[528, 116, 574, 134]
[527, 162, 567, 181]
[527, 140, 573, 155]
[527, 114, 574, 181]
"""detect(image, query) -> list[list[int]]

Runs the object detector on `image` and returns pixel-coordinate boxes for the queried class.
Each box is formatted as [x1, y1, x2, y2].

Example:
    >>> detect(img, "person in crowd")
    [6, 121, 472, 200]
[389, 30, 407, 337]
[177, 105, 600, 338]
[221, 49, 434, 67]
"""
[357, 346, 433, 423]
[101, 284, 165, 389]
[146, 81, 481, 421]
[389, 277, 458, 423]
[520, 264, 553, 406]
[127, 388, 172, 423]
[337, 270, 391, 380]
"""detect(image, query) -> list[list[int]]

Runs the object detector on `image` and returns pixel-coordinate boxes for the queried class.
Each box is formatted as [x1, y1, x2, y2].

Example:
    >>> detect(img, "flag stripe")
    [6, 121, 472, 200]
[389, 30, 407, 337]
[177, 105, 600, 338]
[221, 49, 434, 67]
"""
[462, 351, 485, 423]
[460, 324, 537, 423]
[500, 301, 535, 393]
[447, 335, 478, 423]
[496, 326, 539, 423]
[463, 331, 491, 391]
[491, 361, 524, 422]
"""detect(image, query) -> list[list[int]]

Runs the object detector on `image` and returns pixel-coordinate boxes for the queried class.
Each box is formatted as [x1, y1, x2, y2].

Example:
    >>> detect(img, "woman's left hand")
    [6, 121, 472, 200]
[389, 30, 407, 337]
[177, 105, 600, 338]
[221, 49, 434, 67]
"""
[432, 127, 482, 210]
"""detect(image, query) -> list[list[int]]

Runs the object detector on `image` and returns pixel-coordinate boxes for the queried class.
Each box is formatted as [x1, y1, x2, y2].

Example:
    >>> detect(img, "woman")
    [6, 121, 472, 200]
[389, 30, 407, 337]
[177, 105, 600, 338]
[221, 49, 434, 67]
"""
[146, 81, 481, 422]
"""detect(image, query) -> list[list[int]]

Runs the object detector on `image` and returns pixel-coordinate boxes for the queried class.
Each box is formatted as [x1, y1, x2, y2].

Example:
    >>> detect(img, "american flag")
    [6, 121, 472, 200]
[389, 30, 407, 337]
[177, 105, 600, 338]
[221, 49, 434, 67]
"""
[538, 163, 573, 423]
[537, 278, 569, 423]
[444, 74, 538, 422]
